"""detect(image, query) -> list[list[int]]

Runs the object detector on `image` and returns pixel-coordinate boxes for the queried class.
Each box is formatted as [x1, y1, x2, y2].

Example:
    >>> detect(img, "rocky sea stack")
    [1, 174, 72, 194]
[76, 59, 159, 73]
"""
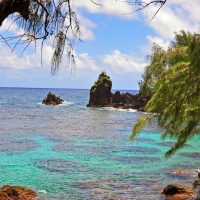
[87, 72, 112, 107]
[0, 185, 37, 200]
[42, 92, 64, 105]
[87, 72, 150, 111]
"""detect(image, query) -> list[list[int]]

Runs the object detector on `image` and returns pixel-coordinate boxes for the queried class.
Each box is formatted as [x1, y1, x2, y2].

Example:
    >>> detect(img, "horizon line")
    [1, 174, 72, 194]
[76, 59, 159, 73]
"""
[0, 86, 139, 91]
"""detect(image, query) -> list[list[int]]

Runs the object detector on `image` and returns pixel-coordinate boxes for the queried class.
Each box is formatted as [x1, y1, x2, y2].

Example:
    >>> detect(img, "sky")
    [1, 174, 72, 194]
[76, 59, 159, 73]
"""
[0, 0, 200, 90]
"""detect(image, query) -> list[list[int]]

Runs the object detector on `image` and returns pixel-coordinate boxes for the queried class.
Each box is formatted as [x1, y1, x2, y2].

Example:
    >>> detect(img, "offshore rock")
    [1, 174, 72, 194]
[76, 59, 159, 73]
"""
[87, 72, 112, 107]
[112, 91, 149, 111]
[42, 92, 64, 105]
[87, 72, 150, 111]
[0, 185, 37, 200]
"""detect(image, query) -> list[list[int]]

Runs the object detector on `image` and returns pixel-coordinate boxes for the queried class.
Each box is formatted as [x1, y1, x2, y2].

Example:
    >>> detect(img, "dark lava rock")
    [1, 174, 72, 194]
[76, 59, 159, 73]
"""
[0, 185, 37, 200]
[87, 72, 112, 107]
[87, 72, 150, 111]
[112, 91, 150, 111]
[162, 184, 195, 200]
[42, 92, 64, 105]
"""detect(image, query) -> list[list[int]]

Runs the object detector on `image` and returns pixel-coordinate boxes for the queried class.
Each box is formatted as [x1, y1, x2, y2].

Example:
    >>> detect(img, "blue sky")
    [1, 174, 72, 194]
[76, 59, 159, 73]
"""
[0, 0, 199, 89]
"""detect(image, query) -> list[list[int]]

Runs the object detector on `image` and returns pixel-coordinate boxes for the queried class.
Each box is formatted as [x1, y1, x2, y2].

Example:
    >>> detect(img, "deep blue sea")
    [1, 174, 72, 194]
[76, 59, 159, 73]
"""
[0, 87, 199, 200]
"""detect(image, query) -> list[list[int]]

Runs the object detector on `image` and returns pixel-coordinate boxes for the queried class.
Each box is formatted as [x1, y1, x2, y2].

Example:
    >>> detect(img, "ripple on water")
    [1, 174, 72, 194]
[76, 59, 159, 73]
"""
[122, 146, 159, 154]
[77, 179, 137, 200]
[76, 178, 164, 200]
[179, 152, 200, 159]
[156, 141, 191, 148]
[112, 155, 160, 165]
[34, 159, 92, 174]
[0, 139, 38, 154]
[135, 137, 157, 143]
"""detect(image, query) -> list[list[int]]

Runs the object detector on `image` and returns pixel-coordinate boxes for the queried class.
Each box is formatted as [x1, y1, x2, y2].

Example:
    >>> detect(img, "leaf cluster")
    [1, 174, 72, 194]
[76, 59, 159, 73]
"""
[131, 31, 200, 157]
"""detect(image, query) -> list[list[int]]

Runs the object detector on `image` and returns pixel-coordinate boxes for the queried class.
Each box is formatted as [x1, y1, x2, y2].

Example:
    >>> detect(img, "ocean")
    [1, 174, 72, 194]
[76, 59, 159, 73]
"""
[0, 87, 199, 200]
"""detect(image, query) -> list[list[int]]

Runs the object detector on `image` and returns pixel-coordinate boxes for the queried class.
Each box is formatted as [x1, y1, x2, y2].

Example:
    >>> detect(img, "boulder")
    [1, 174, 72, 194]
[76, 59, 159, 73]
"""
[87, 72, 112, 107]
[42, 92, 64, 105]
[162, 184, 195, 200]
[0, 185, 37, 200]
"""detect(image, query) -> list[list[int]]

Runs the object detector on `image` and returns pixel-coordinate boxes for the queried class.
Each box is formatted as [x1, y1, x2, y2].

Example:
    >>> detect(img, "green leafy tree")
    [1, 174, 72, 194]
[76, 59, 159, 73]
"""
[139, 44, 167, 97]
[130, 31, 200, 157]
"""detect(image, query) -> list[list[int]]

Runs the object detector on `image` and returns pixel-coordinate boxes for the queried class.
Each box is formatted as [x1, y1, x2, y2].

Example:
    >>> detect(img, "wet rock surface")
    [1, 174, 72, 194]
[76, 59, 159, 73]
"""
[42, 92, 64, 105]
[0, 185, 37, 200]
[162, 184, 195, 200]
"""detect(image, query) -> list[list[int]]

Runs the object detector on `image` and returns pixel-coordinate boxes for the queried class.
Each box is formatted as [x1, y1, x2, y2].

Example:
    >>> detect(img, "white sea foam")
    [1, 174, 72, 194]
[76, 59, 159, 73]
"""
[100, 107, 137, 113]
[37, 101, 74, 107]
[38, 190, 47, 194]
[60, 101, 74, 106]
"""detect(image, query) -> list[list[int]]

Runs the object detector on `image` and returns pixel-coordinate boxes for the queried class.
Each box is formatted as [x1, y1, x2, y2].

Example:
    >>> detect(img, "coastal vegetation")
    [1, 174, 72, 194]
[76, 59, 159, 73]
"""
[131, 31, 200, 157]
[90, 72, 112, 94]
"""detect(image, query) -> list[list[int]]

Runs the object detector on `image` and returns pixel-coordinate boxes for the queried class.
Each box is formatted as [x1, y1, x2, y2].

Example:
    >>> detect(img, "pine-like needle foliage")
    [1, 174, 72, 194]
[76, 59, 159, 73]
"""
[0, 0, 80, 74]
[130, 31, 200, 157]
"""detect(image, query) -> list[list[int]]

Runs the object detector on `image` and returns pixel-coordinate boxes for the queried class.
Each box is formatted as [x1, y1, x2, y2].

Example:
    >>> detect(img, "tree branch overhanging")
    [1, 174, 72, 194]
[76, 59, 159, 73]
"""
[0, 0, 167, 72]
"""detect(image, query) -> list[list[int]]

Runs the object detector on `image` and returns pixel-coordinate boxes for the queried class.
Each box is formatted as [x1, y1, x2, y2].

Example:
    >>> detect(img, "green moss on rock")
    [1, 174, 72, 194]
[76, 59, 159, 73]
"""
[87, 72, 112, 106]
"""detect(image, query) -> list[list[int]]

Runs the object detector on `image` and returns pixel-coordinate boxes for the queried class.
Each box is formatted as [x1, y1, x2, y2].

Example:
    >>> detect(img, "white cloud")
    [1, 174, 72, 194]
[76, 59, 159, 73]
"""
[74, 52, 99, 71]
[0, 41, 100, 75]
[147, 35, 170, 50]
[0, 44, 38, 69]
[144, 0, 200, 40]
[102, 50, 146, 74]
[78, 14, 97, 40]
[75, 0, 135, 19]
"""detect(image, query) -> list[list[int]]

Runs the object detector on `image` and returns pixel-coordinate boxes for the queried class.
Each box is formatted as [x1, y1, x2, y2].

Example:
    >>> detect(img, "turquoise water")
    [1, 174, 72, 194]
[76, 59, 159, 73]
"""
[0, 87, 199, 199]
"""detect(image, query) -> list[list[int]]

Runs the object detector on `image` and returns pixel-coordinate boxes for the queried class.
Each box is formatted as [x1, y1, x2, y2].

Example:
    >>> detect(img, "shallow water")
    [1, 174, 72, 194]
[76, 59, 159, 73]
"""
[0, 87, 199, 200]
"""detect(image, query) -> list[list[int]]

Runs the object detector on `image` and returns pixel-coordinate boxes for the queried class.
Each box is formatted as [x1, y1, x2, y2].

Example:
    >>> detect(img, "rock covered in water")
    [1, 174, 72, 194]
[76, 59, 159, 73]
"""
[0, 185, 37, 200]
[87, 72, 112, 107]
[87, 72, 150, 111]
[42, 92, 64, 105]
[169, 168, 190, 176]
[162, 184, 195, 200]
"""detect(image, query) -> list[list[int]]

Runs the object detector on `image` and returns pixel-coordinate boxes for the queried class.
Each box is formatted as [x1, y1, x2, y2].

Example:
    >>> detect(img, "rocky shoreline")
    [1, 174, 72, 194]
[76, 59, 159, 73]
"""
[0, 185, 37, 200]
[87, 72, 150, 111]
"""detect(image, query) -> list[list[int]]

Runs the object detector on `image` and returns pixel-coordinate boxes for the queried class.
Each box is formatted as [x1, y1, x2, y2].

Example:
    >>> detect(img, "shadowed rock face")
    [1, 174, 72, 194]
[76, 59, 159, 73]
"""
[112, 91, 150, 111]
[42, 92, 64, 105]
[0, 185, 37, 200]
[87, 72, 112, 107]
[87, 72, 150, 111]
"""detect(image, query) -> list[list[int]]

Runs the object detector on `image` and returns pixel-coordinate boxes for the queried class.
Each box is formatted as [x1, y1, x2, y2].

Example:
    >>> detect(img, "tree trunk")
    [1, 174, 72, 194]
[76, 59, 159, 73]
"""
[0, 0, 29, 26]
